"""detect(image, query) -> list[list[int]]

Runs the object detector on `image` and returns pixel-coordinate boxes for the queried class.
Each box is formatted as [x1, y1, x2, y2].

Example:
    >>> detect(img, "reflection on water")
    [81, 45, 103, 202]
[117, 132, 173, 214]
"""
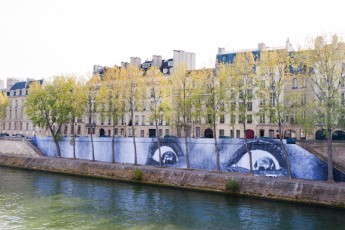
[0, 166, 344, 229]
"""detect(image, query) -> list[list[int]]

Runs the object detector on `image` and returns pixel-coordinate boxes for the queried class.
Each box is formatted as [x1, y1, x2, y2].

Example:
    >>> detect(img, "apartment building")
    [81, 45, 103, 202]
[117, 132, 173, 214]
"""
[1, 79, 48, 136]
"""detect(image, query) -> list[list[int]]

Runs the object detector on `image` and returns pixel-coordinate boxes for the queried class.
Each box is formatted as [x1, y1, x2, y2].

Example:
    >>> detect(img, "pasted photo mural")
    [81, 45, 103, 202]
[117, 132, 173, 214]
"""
[34, 136, 345, 182]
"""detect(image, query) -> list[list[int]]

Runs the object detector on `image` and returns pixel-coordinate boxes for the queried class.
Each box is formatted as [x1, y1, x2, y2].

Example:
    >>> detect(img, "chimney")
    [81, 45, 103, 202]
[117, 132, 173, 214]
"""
[130, 57, 141, 68]
[218, 47, 225, 54]
[152, 55, 162, 68]
[258, 43, 266, 50]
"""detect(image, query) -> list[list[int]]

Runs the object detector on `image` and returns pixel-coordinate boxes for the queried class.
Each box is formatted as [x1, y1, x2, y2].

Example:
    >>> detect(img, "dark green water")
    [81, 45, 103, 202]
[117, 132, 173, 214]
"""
[0, 167, 344, 230]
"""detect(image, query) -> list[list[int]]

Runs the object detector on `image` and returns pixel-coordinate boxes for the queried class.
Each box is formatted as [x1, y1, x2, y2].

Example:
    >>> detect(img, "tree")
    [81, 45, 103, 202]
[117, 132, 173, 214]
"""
[303, 34, 345, 182]
[202, 67, 227, 172]
[169, 63, 202, 169]
[144, 67, 169, 166]
[0, 91, 9, 125]
[121, 65, 146, 165]
[227, 52, 257, 175]
[257, 49, 292, 179]
[69, 77, 87, 159]
[97, 67, 125, 163]
[25, 77, 75, 157]
[85, 75, 101, 161]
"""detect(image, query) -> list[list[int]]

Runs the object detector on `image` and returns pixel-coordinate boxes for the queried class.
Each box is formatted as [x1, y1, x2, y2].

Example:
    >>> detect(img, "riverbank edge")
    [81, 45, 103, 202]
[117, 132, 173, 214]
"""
[0, 154, 344, 208]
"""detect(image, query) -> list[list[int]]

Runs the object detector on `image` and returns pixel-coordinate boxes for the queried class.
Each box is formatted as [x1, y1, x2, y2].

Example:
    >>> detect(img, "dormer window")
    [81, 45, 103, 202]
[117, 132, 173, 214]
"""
[16, 89, 20, 96]
[22, 89, 26, 96]
[10, 90, 14, 96]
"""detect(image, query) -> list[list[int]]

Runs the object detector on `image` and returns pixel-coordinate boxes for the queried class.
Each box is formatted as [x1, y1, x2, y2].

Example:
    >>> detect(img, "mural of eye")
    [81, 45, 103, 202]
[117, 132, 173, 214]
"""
[147, 138, 184, 166]
[231, 150, 281, 171]
[254, 157, 276, 170]
[152, 146, 179, 165]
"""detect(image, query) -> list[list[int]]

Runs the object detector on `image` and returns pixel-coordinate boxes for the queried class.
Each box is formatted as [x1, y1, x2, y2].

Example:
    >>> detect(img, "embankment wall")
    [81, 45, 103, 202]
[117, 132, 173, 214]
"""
[0, 154, 344, 208]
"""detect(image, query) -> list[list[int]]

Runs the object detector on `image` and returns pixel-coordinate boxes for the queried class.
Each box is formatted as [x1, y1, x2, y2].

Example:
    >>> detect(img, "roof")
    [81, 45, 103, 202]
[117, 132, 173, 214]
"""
[9, 79, 43, 96]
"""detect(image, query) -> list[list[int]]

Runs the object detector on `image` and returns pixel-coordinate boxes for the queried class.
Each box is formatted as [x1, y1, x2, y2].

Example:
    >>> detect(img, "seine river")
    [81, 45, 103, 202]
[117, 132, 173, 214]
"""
[0, 166, 344, 229]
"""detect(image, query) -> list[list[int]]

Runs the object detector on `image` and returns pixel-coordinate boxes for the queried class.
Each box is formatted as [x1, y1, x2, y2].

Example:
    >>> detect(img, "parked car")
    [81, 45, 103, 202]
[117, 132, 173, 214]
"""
[219, 136, 231, 139]
[15, 134, 26, 138]
[0, 133, 10, 137]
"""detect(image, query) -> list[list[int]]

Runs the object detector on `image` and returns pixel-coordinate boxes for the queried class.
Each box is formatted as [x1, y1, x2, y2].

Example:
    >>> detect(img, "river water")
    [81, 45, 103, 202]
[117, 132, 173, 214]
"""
[0, 166, 344, 230]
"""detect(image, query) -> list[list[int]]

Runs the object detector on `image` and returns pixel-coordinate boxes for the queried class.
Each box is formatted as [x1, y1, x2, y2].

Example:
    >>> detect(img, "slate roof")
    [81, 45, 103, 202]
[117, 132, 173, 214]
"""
[9, 79, 43, 96]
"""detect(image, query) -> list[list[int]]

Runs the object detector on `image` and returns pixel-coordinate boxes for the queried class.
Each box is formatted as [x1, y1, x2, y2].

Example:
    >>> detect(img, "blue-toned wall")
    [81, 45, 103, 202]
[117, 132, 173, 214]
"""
[34, 137, 345, 182]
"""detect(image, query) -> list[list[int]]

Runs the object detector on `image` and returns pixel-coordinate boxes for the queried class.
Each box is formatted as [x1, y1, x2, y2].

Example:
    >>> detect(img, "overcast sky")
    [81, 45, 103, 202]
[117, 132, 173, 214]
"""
[0, 0, 344, 85]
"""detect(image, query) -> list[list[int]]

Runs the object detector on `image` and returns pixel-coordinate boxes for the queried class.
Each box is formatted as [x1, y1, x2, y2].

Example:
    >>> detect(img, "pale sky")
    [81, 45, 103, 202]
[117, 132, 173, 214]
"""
[1, 0, 344, 86]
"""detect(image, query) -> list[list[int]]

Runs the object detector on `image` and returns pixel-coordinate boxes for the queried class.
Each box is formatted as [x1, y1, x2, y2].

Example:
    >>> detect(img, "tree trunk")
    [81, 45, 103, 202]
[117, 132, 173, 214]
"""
[132, 127, 137, 165]
[155, 122, 162, 167]
[131, 110, 138, 165]
[72, 117, 76, 159]
[243, 122, 253, 175]
[213, 122, 220, 172]
[112, 124, 116, 163]
[279, 122, 291, 179]
[184, 126, 190, 169]
[90, 122, 95, 161]
[54, 139, 61, 158]
[327, 128, 334, 182]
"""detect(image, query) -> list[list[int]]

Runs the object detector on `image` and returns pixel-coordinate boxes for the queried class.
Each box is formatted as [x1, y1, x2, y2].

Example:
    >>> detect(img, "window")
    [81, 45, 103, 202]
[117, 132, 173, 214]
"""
[142, 115, 146, 125]
[77, 125, 81, 135]
[247, 89, 253, 99]
[302, 111, 306, 119]
[270, 93, 276, 106]
[121, 116, 125, 125]
[165, 129, 170, 136]
[64, 125, 68, 135]
[20, 123, 22, 130]
[9, 122, 11, 130]
[247, 115, 252, 124]
[195, 127, 200, 138]
[259, 113, 265, 124]
[159, 116, 163, 125]
[301, 93, 306, 105]
[239, 91, 244, 100]
[14, 122, 16, 130]
[135, 115, 139, 125]
[247, 102, 252, 111]
[220, 115, 225, 124]
[108, 117, 111, 125]
[71, 125, 74, 135]
[269, 130, 274, 138]
[239, 115, 244, 123]
[230, 130, 234, 138]
[236, 130, 240, 138]
[231, 114, 236, 124]
[219, 129, 224, 137]
[141, 130, 145, 137]
[259, 99, 265, 108]
[159, 129, 163, 137]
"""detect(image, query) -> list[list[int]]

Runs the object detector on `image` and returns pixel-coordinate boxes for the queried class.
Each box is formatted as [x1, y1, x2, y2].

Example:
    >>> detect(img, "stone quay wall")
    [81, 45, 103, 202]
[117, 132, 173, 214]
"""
[0, 139, 39, 157]
[0, 154, 344, 208]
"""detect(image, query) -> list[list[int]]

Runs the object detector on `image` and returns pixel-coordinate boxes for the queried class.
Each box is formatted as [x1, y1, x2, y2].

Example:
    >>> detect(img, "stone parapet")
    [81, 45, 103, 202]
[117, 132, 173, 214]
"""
[0, 139, 39, 156]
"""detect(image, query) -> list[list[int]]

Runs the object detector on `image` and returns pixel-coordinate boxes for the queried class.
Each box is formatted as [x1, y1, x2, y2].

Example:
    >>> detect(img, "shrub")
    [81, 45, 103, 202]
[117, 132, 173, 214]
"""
[133, 169, 144, 181]
[225, 180, 240, 193]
